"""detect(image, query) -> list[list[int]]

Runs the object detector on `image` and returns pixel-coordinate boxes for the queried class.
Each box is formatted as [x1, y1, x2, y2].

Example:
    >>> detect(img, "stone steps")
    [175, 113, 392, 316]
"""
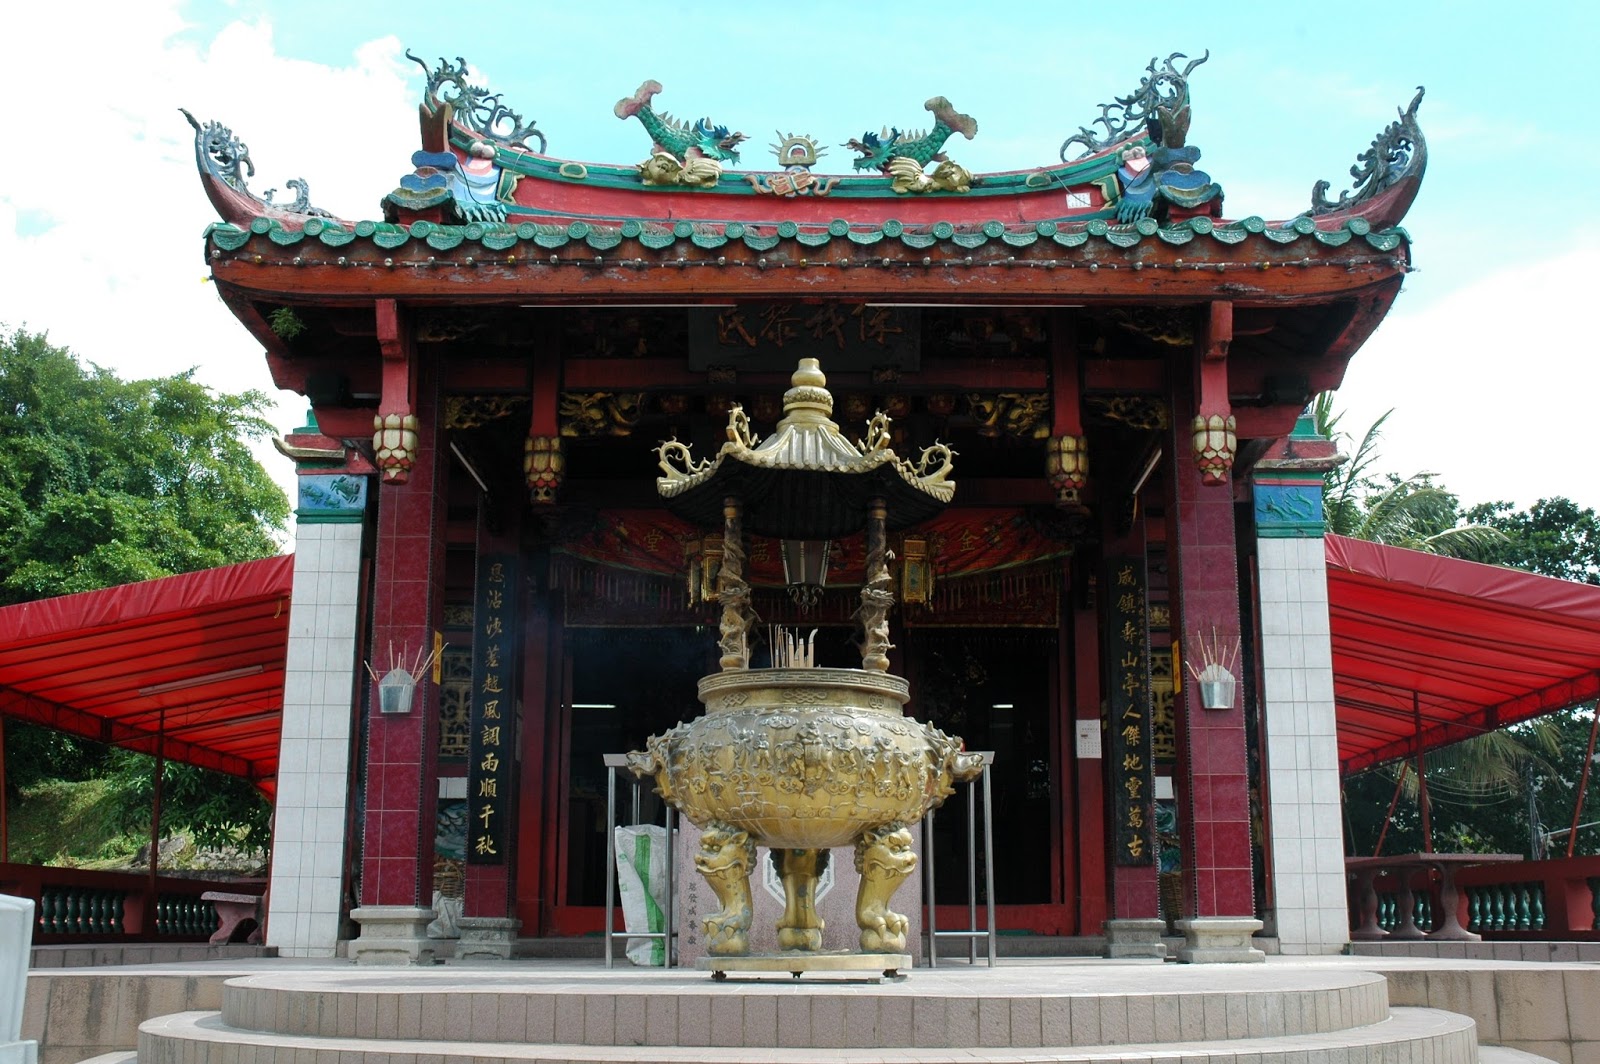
[214, 966, 1393, 1049]
[1479, 1048, 1564, 1064]
[70, 1053, 137, 1064]
[139, 1006, 1478, 1064]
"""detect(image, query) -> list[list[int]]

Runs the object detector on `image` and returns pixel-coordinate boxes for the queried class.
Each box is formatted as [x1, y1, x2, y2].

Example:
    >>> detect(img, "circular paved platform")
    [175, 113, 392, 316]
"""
[216, 962, 1393, 1050]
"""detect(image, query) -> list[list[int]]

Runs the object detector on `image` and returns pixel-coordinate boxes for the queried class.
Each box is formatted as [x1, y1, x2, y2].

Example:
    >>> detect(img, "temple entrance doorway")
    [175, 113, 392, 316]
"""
[547, 622, 1071, 935]
[555, 627, 709, 921]
[906, 627, 1067, 932]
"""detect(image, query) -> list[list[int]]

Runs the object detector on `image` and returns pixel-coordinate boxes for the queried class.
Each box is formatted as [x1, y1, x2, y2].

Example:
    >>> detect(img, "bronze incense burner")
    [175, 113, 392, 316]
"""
[628, 359, 981, 969]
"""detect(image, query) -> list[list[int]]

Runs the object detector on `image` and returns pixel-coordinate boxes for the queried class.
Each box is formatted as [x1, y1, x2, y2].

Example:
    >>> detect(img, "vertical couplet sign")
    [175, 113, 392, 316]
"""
[465, 554, 518, 865]
[1106, 557, 1155, 866]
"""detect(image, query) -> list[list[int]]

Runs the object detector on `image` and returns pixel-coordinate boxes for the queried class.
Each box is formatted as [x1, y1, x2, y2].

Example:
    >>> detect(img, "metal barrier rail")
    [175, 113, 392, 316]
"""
[601, 753, 676, 968]
[923, 750, 996, 967]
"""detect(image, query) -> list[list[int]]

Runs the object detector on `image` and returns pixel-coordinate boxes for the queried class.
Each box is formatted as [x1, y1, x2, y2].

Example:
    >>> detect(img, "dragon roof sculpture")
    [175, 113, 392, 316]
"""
[186, 50, 1426, 243]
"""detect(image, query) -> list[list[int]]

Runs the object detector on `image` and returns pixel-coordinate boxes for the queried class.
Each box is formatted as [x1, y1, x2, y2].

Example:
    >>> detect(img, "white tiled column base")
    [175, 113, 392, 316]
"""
[1258, 537, 1347, 955]
[0, 895, 37, 1064]
[267, 522, 364, 958]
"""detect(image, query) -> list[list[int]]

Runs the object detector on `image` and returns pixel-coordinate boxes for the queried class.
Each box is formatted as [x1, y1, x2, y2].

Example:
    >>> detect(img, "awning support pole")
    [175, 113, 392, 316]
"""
[148, 707, 166, 906]
[1373, 760, 1409, 857]
[1413, 692, 1432, 854]
[0, 718, 8, 863]
[1567, 692, 1600, 859]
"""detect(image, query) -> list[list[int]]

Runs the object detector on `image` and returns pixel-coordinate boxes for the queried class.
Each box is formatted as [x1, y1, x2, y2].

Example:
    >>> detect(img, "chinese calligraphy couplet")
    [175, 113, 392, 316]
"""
[466, 554, 518, 865]
[1105, 558, 1155, 867]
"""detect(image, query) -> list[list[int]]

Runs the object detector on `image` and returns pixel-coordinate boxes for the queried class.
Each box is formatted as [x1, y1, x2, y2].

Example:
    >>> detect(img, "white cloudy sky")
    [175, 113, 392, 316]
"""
[2, 0, 1596, 526]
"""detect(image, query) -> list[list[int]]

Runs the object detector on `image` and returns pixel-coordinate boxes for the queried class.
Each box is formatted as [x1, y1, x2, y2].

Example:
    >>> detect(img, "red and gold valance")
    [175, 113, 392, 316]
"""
[554, 507, 1069, 585]
[551, 507, 1070, 628]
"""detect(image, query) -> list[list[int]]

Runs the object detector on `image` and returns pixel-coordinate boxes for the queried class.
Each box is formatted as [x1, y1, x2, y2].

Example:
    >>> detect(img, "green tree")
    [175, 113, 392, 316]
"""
[1, 327, 288, 859]
[0, 328, 288, 602]
[1312, 394, 1504, 559]
[1467, 497, 1600, 586]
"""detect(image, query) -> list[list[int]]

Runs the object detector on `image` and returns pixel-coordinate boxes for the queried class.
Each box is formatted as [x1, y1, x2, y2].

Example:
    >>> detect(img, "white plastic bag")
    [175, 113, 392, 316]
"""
[614, 824, 669, 965]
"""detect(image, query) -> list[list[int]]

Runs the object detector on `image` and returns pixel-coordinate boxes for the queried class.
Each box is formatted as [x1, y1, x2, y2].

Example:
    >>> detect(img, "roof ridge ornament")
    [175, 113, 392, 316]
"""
[615, 80, 747, 164]
[409, 51, 547, 154]
[1309, 87, 1426, 216]
[845, 96, 979, 174]
[1059, 50, 1209, 161]
[181, 108, 332, 220]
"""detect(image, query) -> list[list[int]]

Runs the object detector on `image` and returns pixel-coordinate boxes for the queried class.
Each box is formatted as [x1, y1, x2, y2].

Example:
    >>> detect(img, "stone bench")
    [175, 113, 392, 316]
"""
[200, 892, 262, 946]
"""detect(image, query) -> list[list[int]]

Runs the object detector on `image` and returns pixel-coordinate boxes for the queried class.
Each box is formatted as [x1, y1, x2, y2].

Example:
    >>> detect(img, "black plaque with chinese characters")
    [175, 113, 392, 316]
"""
[688, 303, 920, 372]
[1106, 557, 1155, 866]
[465, 554, 517, 865]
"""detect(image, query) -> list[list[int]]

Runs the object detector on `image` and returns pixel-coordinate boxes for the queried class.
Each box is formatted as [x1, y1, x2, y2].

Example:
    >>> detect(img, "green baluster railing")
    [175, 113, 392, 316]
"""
[152, 893, 217, 938]
[1531, 884, 1546, 930]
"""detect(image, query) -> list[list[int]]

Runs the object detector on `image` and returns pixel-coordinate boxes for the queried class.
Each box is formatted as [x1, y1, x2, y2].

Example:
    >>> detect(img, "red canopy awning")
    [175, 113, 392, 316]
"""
[0, 556, 294, 793]
[1326, 534, 1600, 775]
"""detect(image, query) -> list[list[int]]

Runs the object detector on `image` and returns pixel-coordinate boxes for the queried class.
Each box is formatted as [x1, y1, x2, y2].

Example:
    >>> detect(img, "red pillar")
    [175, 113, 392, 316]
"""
[360, 305, 445, 910]
[514, 601, 552, 934]
[1070, 576, 1108, 931]
[1166, 303, 1253, 920]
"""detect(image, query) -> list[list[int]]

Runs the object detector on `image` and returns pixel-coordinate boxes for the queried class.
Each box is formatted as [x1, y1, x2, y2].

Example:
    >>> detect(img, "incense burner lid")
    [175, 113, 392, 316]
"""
[655, 359, 955, 539]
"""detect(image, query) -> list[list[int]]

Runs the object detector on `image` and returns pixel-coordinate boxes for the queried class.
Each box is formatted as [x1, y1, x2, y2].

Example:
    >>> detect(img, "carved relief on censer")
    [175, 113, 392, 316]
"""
[628, 358, 982, 977]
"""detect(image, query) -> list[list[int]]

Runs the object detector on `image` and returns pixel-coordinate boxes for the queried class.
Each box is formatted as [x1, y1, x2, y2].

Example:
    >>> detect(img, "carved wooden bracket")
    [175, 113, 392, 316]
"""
[1192, 301, 1235, 485]
[1048, 312, 1088, 506]
[527, 338, 562, 502]
[374, 299, 420, 483]
[523, 437, 564, 504]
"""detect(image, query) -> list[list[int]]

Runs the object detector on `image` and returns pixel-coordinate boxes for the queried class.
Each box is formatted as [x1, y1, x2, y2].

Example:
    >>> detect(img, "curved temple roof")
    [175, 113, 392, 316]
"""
[189, 50, 1427, 421]
[187, 51, 1427, 243]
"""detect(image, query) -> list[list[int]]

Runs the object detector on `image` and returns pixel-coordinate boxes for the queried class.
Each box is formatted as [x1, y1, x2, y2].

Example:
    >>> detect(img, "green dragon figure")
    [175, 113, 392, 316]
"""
[846, 96, 978, 173]
[614, 80, 747, 164]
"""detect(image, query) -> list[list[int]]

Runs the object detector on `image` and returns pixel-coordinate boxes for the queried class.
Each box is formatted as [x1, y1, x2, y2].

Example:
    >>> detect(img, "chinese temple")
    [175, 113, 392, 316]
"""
[187, 51, 1427, 963]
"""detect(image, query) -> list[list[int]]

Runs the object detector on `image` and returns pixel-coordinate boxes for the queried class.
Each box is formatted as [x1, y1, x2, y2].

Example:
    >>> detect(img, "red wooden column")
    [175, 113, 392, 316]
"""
[514, 334, 563, 936]
[351, 300, 448, 963]
[1051, 315, 1107, 935]
[1165, 301, 1261, 962]
[1069, 570, 1107, 934]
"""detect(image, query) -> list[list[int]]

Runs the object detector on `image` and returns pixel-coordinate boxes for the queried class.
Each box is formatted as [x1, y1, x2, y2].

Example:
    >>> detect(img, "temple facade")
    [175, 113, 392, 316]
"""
[187, 52, 1426, 962]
